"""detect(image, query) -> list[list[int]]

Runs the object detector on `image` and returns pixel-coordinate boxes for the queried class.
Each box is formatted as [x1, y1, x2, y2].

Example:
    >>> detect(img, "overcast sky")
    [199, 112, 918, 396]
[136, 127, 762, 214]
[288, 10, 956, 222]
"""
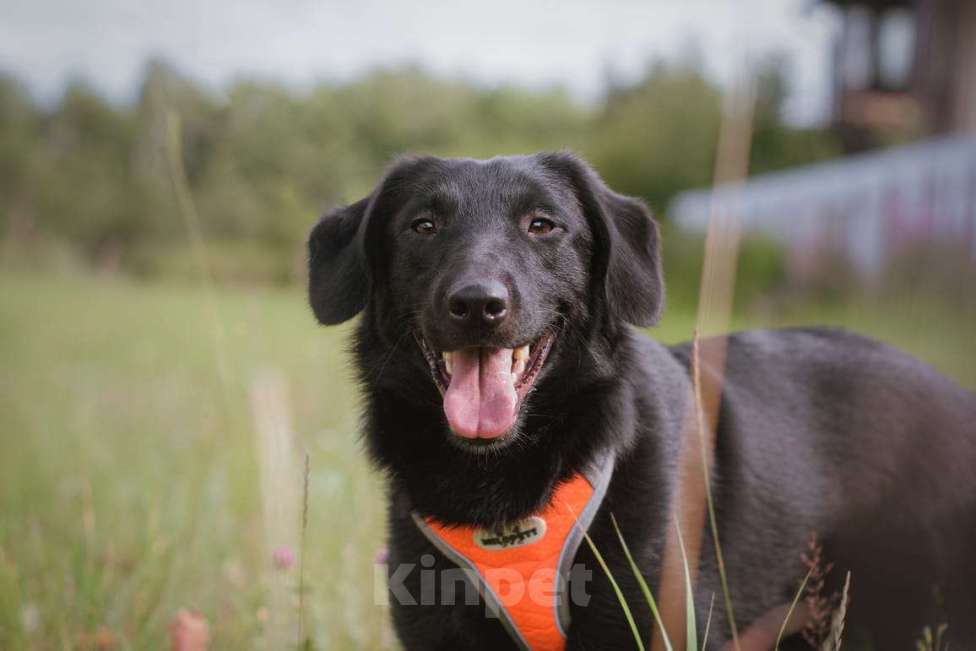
[0, 0, 841, 124]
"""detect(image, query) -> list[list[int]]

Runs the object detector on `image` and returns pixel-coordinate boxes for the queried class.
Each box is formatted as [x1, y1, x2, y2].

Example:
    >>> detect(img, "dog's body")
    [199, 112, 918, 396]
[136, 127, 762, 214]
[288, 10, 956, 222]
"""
[308, 153, 976, 649]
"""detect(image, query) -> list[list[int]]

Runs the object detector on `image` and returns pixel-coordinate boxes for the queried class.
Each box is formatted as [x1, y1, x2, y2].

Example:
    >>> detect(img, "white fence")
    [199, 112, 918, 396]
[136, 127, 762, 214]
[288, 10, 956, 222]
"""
[669, 136, 976, 276]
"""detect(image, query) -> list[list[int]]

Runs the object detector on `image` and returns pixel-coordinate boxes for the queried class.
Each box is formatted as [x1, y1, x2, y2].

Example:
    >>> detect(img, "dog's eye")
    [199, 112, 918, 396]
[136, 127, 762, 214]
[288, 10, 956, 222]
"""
[411, 218, 437, 236]
[527, 217, 555, 236]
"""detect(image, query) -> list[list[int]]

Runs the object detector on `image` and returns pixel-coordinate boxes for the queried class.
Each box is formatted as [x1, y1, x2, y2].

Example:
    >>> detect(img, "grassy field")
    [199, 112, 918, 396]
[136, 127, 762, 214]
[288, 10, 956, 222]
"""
[0, 271, 972, 650]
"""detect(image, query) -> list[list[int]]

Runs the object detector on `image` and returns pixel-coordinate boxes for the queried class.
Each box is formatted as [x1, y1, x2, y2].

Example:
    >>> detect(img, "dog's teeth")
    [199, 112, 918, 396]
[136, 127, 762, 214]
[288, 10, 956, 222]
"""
[512, 345, 529, 376]
[513, 358, 526, 377]
[442, 351, 453, 376]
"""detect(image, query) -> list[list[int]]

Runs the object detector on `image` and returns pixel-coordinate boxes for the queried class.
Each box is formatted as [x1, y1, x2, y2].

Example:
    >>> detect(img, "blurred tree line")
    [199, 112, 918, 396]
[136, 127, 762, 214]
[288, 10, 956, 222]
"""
[0, 57, 840, 286]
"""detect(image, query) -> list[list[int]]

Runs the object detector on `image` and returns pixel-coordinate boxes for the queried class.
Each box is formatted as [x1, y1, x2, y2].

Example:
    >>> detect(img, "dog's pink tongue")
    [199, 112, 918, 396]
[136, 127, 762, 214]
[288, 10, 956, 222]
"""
[443, 348, 518, 439]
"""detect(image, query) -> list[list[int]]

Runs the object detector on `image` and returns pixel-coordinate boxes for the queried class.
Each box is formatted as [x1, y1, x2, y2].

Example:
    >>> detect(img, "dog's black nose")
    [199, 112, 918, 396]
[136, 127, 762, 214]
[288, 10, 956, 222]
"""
[447, 281, 509, 326]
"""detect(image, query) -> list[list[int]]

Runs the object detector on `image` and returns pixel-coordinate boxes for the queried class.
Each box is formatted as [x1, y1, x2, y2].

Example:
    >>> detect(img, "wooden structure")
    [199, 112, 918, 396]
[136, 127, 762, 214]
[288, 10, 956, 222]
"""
[825, 0, 976, 149]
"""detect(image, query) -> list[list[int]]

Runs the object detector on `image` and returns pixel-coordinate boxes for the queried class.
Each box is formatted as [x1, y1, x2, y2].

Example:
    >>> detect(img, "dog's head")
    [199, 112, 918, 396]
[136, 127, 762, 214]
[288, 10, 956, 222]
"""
[308, 153, 663, 452]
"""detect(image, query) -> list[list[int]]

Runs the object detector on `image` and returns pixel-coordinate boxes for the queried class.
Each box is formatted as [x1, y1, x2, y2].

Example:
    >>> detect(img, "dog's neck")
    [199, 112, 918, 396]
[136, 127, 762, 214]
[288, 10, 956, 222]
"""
[369, 382, 630, 528]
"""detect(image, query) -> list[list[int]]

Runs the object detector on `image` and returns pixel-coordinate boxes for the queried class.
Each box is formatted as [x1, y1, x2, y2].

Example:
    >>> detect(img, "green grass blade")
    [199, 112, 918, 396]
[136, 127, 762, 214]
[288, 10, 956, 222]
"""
[701, 593, 715, 651]
[610, 513, 673, 651]
[774, 566, 813, 650]
[673, 517, 698, 651]
[580, 528, 646, 651]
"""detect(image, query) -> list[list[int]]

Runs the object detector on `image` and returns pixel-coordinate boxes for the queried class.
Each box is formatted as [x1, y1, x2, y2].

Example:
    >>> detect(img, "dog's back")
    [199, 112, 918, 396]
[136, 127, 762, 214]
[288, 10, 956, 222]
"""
[669, 327, 976, 647]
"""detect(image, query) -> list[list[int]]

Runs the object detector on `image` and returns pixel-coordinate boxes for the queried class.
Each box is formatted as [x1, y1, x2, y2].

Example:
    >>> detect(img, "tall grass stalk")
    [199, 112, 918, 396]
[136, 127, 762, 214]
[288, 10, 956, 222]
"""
[691, 68, 758, 651]
[251, 370, 302, 648]
[673, 516, 698, 651]
[820, 572, 850, 651]
[916, 623, 949, 651]
[579, 525, 645, 650]
[162, 110, 232, 409]
[153, 107, 232, 640]
[298, 452, 310, 645]
[610, 514, 673, 651]
[691, 332, 740, 649]
[701, 594, 715, 650]
[775, 566, 813, 650]
[609, 513, 713, 651]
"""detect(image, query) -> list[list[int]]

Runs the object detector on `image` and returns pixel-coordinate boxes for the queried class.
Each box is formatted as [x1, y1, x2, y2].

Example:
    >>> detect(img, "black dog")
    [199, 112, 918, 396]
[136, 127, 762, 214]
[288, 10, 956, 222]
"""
[307, 153, 976, 650]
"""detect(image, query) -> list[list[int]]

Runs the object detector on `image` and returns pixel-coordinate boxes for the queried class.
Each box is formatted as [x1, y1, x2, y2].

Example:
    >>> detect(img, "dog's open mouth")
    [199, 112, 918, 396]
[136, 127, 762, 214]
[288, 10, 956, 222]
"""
[417, 330, 555, 441]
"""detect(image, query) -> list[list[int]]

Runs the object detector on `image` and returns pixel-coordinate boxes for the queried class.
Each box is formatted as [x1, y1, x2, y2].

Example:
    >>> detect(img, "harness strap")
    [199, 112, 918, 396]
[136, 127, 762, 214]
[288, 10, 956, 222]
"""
[412, 453, 614, 651]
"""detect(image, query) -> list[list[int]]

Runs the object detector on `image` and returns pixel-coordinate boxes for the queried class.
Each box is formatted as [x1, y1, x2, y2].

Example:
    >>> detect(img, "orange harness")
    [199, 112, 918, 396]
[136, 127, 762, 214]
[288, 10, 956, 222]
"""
[412, 456, 614, 651]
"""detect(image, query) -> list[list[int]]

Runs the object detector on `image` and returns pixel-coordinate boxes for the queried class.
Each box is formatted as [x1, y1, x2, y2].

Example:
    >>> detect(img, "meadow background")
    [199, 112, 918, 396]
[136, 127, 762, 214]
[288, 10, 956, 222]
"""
[1, 40, 975, 651]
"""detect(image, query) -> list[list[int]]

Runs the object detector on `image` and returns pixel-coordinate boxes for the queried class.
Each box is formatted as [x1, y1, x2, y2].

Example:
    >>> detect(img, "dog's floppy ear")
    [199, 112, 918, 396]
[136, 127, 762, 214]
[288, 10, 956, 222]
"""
[540, 153, 664, 327]
[308, 156, 441, 325]
[307, 196, 371, 325]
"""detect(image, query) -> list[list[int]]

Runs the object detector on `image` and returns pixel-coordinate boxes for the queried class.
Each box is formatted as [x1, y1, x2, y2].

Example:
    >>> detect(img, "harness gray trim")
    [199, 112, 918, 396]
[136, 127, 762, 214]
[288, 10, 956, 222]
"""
[554, 451, 615, 635]
[411, 513, 532, 650]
